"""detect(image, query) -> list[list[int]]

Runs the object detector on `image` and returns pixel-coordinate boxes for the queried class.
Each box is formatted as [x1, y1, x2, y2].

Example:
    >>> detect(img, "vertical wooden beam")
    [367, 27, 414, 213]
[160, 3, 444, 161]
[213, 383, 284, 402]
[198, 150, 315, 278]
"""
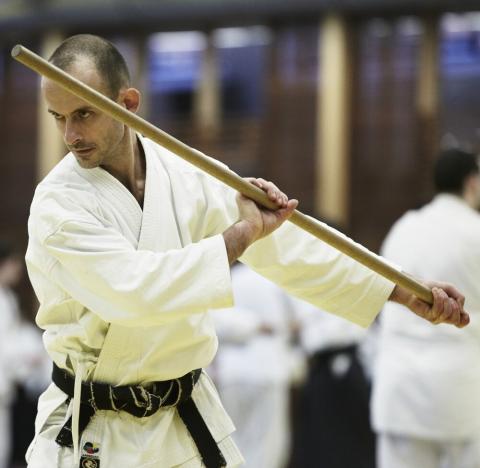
[316, 14, 352, 226]
[193, 31, 221, 142]
[37, 31, 65, 181]
[417, 16, 440, 132]
[131, 35, 151, 120]
[417, 15, 440, 197]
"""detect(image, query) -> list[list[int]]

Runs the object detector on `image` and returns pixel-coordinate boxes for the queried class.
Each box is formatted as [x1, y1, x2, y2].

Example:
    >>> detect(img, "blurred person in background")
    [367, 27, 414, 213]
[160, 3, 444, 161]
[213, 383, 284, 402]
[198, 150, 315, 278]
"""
[210, 263, 303, 468]
[0, 241, 22, 468]
[8, 322, 50, 468]
[289, 236, 376, 468]
[0, 241, 50, 468]
[371, 148, 480, 468]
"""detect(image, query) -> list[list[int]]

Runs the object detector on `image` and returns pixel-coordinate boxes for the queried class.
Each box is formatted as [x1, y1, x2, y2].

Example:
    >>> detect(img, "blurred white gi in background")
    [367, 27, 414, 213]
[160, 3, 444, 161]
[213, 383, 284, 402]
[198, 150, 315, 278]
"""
[0, 244, 50, 468]
[291, 298, 376, 468]
[372, 148, 480, 468]
[0, 249, 22, 468]
[211, 263, 303, 468]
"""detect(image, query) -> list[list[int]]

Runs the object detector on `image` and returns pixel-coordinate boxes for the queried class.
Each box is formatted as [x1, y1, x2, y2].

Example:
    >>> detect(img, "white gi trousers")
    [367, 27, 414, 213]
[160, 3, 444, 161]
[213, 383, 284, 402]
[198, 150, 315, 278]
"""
[378, 433, 480, 468]
[27, 410, 243, 468]
[28, 433, 243, 468]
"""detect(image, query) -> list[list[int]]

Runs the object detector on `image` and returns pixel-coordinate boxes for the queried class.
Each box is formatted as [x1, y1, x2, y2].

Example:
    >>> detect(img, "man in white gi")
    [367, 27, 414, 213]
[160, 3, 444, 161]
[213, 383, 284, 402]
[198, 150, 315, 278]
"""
[25, 34, 469, 468]
[371, 148, 480, 468]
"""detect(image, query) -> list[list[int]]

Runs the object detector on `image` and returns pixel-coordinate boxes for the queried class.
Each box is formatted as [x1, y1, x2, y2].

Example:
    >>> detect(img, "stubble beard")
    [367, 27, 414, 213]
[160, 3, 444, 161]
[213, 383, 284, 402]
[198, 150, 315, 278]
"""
[73, 147, 103, 169]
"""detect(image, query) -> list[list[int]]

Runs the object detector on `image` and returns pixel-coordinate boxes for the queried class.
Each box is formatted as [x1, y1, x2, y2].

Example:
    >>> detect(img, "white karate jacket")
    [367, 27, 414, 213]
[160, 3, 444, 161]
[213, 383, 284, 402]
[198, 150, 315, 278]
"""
[372, 194, 480, 440]
[25, 135, 394, 467]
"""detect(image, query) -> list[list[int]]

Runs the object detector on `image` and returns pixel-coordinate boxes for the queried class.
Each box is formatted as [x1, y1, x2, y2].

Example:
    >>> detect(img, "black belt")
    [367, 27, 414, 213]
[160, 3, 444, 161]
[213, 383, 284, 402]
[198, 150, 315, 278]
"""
[52, 363, 226, 468]
[309, 344, 357, 368]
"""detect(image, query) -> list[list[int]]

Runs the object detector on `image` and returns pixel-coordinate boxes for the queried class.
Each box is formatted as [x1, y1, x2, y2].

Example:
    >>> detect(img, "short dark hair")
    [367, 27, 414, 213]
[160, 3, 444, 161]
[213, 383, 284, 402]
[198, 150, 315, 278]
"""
[434, 148, 479, 194]
[48, 34, 130, 98]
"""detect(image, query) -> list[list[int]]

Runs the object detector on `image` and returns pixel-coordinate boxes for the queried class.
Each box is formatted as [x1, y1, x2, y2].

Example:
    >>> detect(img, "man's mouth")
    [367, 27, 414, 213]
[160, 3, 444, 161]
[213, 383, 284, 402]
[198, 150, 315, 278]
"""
[72, 147, 95, 157]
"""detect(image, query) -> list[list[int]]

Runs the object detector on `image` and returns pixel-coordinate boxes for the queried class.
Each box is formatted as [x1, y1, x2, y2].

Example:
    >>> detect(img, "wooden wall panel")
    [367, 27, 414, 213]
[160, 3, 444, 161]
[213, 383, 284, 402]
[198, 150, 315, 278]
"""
[350, 20, 429, 252]
[259, 25, 318, 216]
[0, 41, 38, 317]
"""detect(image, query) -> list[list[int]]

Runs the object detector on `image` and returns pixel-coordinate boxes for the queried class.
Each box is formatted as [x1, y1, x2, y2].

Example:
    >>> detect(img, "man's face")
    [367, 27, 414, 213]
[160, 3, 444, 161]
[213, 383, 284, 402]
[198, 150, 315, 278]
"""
[42, 57, 126, 169]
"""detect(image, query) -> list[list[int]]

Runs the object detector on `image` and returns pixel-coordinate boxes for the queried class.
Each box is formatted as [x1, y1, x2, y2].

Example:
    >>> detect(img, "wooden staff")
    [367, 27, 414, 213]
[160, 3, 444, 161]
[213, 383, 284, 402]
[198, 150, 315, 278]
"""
[11, 44, 433, 304]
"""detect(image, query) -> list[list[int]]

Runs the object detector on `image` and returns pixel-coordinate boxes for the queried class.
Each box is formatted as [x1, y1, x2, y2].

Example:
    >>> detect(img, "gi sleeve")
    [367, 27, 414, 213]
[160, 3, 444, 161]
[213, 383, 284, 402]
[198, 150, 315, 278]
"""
[240, 220, 396, 328]
[195, 172, 395, 328]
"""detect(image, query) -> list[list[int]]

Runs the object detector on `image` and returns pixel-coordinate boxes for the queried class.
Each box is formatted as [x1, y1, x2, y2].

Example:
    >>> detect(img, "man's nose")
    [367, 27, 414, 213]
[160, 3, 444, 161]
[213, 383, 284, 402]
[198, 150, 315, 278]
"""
[64, 120, 81, 146]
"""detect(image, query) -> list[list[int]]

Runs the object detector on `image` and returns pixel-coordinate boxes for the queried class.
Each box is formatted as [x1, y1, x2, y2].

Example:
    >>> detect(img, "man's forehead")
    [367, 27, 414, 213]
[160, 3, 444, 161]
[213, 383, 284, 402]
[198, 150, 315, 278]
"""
[42, 57, 104, 94]
[42, 81, 98, 114]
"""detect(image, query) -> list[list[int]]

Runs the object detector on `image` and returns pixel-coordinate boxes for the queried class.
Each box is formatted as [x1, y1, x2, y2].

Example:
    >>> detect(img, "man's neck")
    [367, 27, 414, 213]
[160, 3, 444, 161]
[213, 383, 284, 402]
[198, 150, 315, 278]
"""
[102, 131, 146, 207]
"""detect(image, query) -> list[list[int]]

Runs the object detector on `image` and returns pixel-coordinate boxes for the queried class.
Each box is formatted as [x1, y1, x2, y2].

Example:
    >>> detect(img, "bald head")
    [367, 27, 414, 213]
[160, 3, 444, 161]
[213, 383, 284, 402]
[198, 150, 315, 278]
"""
[49, 34, 130, 98]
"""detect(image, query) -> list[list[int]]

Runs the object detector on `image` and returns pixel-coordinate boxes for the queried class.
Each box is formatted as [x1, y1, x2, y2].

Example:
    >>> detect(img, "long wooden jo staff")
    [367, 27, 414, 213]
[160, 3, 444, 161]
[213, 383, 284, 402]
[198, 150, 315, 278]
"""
[11, 44, 433, 304]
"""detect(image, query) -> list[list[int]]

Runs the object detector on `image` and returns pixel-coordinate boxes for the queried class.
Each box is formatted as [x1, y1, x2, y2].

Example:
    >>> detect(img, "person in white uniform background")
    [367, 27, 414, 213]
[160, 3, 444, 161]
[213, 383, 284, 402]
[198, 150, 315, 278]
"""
[290, 295, 376, 468]
[210, 262, 302, 468]
[25, 34, 470, 468]
[8, 314, 51, 468]
[0, 241, 50, 468]
[286, 221, 377, 468]
[371, 148, 480, 468]
[0, 242, 22, 468]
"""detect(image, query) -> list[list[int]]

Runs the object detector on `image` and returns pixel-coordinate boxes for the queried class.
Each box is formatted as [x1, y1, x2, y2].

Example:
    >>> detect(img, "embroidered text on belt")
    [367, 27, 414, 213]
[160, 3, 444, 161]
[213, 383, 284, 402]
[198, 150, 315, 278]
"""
[52, 363, 226, 468]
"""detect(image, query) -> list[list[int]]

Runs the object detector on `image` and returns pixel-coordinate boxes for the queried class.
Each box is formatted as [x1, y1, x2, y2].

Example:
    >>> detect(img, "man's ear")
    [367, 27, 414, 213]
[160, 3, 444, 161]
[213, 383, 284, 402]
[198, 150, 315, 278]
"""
[120, 87, 141, 113]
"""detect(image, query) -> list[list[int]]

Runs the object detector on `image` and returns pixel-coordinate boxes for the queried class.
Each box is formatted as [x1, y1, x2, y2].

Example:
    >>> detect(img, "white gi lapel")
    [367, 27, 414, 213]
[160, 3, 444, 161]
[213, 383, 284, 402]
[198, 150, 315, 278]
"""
[137, 136, 183, 251]
[92, 137, 185, 385]
[73, 157, 143, 247]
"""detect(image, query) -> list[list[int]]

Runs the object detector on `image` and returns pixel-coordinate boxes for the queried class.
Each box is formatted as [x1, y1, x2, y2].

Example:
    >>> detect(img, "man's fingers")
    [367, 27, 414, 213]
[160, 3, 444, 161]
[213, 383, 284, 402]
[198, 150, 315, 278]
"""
[279, 199, 298, 217]
[269, 199, 298, 225]
[433, 288, 459, 325]
[248, 177, 262, 188]
[440, 283, 466, 306]
[247, 177, 289, 208]
[459, 311, 470, 327]
[431, 287, 468, 328]
[430, 287, 445, 324]
[264, 181, 288, 207]
[439, 298, 459, 325]
[405, 282, 470, 329]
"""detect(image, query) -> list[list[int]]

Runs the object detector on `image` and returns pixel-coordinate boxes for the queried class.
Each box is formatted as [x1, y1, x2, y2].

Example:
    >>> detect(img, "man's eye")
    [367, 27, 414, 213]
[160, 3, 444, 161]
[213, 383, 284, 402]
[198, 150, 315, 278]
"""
[52, 113, 64, 121]
[78, 111, 91, 119]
